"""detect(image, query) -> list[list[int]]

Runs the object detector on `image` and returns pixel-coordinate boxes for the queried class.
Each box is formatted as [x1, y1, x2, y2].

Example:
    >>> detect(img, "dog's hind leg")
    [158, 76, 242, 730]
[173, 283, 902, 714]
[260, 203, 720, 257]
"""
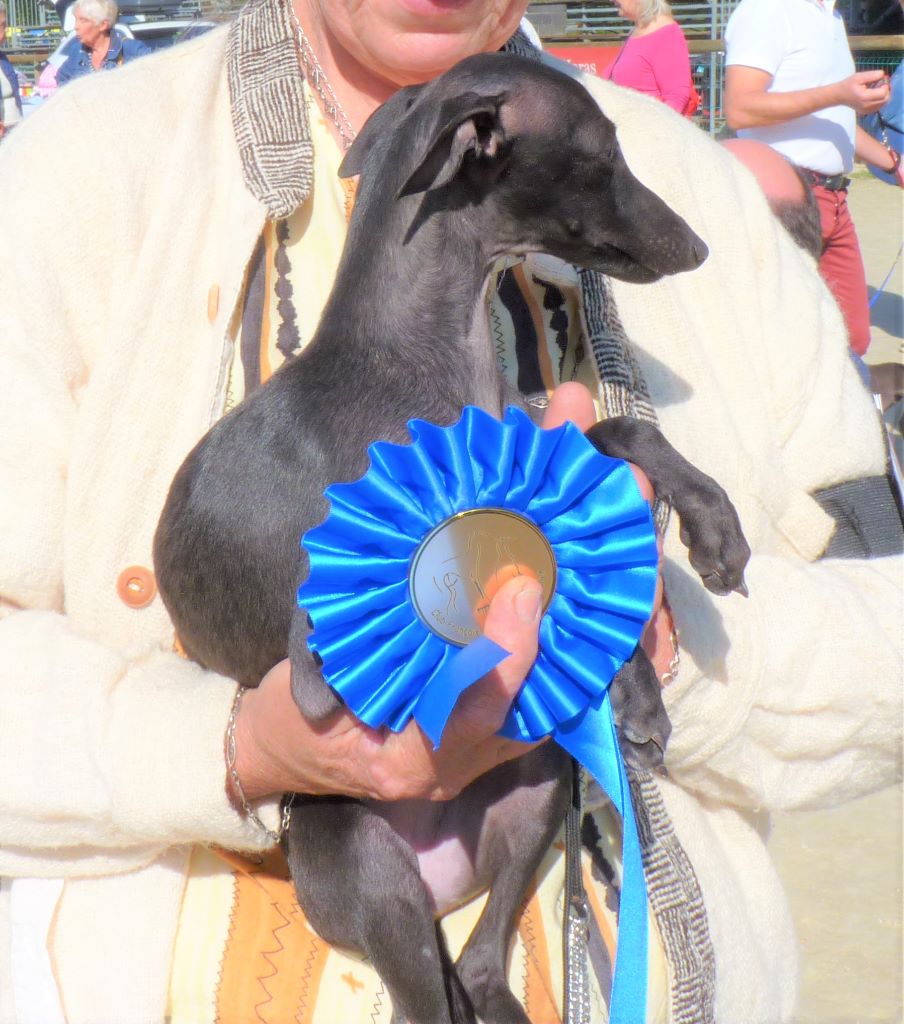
[453, 747, 571, 1024]
[285, 798, 474, 1024]
[586, 417, 751, 597]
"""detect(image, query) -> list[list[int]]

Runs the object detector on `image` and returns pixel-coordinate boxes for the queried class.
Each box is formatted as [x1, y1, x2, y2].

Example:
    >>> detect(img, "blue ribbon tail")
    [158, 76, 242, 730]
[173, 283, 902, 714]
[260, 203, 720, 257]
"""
[413, 637, 510, 749]
[555, 698, 648, 1024]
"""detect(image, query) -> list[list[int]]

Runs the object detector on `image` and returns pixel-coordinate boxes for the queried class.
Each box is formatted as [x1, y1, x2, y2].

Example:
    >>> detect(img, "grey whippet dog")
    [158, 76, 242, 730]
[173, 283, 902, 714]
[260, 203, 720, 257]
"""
[154, 53, 749, 1024]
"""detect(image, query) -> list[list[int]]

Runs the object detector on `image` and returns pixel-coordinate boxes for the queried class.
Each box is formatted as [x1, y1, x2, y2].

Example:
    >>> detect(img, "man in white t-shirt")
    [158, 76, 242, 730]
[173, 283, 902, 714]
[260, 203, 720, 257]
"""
[724, 0, 897, 358]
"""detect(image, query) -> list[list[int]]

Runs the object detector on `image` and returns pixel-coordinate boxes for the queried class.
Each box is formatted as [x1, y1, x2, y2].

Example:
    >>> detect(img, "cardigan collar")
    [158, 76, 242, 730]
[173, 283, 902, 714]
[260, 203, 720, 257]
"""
[225, 0, 537, 220]
[226, 0, 313, 220]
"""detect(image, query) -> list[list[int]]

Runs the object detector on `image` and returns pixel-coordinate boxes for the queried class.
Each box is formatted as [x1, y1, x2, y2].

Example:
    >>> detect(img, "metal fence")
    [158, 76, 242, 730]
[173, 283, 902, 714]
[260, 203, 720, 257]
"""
[526, 1, 902, 133]
[690, 45, 902, 134]
[528, 0, 901, 39]
[3, 0, 56, 26]
[527, 1, 741, 40]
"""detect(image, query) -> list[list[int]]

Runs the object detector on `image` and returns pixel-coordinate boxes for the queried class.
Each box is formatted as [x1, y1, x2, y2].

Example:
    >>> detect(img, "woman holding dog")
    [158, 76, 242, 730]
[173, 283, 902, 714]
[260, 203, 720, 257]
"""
[0, 1, 900, 1022]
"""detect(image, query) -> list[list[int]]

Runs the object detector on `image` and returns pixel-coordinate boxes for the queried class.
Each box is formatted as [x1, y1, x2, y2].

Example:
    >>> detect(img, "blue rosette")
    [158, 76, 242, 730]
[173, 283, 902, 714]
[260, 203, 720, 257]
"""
[298, 405, 659, 1023]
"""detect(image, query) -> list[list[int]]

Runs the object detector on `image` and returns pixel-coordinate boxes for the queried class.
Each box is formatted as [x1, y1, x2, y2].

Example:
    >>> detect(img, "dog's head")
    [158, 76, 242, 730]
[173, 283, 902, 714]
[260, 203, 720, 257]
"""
[340, 53, 707, 284]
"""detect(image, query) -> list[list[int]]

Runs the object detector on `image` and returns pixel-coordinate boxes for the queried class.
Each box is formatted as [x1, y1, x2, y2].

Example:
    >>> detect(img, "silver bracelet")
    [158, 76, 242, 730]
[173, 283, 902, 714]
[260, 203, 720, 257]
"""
[225, 685, 294, 843]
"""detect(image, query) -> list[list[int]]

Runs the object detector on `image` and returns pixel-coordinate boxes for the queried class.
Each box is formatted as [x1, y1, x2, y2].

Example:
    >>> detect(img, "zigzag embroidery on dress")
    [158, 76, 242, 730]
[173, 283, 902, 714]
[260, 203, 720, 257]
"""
[490, 298, 507, 374]
[253, 898, 293, 1022]
[214, 872, 244, 1024]
[369, 980, 386, 1024]
[294, 930, 321, 1024]
[518, 897, 537, 1020]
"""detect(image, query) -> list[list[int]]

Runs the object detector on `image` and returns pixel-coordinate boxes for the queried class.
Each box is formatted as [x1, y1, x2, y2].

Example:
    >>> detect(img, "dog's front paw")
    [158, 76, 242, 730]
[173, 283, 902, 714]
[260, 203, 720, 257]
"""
[674, 480, 751, 597]
[618, 732, 668, 771]
[609, 651, 671, 770]
[583, 417, 750, 598]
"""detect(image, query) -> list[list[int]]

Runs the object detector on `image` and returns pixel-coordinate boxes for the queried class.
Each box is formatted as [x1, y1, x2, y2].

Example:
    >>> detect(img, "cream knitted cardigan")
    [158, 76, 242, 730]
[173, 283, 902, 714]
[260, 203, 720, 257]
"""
[0, 19, 900, 1024]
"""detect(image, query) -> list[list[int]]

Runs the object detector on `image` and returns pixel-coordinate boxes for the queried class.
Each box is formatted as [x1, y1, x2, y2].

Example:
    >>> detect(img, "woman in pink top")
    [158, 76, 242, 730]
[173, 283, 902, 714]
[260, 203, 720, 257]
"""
[607, 0, 696, 115]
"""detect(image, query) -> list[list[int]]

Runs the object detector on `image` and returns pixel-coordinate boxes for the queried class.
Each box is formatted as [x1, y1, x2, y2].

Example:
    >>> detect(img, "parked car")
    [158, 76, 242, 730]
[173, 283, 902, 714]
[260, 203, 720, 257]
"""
[119, 12, 215, 50]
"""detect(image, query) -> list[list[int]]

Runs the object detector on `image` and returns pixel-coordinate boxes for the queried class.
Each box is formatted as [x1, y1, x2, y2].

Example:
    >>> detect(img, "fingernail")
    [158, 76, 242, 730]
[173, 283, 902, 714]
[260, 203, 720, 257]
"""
[515, 582, 543, 623]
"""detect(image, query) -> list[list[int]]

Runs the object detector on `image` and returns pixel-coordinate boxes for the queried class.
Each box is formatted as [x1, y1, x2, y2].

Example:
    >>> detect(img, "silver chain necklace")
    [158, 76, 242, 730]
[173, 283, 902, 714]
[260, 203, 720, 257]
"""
[290, 9, 357, 150]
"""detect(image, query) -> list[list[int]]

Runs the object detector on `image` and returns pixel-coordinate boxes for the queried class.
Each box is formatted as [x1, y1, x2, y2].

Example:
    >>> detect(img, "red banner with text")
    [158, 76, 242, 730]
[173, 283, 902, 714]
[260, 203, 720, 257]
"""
[545, 44, 620, 78]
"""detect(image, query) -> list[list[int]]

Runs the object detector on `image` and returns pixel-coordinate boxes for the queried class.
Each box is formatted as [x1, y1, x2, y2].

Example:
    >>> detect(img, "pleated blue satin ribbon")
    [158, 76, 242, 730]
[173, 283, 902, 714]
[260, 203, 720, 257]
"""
[298, 405, 658, 1022]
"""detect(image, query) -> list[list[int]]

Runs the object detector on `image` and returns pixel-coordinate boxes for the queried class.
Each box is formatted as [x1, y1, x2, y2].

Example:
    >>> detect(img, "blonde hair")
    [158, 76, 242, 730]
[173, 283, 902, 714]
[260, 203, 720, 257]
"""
[637, 0, 672, 26]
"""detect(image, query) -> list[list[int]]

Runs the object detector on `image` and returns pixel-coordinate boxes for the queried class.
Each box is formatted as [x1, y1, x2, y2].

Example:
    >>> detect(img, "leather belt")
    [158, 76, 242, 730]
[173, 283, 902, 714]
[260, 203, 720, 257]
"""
[801, 168, 851, 191]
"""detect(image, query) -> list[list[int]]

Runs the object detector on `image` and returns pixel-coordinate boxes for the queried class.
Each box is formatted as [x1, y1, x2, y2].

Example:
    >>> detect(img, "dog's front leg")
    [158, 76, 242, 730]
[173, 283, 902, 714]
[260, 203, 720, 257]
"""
[586, 417, 751, 596]
[609, 645, 671, 769]
[288, 603, 344, 720]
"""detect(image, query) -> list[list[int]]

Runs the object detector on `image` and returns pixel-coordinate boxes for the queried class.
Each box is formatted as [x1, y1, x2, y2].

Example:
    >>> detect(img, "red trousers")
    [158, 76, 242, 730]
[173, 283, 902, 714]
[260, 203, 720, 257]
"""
[814, 184, 871, 356]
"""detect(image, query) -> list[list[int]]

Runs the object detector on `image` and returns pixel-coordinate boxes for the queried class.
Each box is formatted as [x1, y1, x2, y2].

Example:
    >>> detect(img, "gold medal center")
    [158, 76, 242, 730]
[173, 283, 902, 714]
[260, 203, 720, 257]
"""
[409, 509, 557, 646]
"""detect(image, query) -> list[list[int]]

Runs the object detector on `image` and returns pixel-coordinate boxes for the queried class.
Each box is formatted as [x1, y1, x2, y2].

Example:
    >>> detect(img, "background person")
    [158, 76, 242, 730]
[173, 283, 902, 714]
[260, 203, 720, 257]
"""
[606, 0, 697, 116]
[55, 0, 149, 87]
[860, 56, 904, 187]
[0, 0, 900, 1021]
[0, 2, 22, 139]
[724, 0, 892, 357]
[33, 36, 80, 100]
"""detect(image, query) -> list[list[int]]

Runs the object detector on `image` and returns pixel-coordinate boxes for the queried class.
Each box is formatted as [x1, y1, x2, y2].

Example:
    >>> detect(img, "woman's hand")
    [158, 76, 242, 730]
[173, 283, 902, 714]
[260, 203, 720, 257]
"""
[231, 571, 545, 804]
[229, 383, 670, 806]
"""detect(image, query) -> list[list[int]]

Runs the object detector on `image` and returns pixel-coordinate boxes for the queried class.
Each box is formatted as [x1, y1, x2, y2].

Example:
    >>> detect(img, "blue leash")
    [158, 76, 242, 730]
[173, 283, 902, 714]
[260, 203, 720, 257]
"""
[870, 242, 904, 309]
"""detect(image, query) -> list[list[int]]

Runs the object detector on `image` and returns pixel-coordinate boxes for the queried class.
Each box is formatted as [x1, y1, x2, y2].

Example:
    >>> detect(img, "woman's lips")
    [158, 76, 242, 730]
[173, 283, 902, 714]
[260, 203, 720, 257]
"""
[396, 0, 476, 17]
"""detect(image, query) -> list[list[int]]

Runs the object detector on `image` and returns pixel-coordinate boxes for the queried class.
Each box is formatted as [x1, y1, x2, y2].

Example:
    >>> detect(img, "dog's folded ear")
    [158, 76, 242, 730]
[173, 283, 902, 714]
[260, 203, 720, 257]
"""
[338, 83, 426, 180]
[396, 91, 508, 199]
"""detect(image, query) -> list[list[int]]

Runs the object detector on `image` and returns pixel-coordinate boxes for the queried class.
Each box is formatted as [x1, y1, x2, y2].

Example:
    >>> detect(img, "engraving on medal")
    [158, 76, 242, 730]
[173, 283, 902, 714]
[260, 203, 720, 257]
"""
[409, 509, 557, 646]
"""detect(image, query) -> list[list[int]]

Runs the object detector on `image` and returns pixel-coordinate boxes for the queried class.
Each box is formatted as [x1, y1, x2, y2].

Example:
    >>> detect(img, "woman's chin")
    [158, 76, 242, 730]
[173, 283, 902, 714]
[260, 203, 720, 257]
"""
[343, 0, 525, 81]
[361, 36, 508, 85]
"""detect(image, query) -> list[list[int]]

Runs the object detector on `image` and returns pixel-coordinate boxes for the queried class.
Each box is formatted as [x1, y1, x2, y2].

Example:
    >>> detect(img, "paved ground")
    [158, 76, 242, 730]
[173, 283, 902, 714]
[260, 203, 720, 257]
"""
[853, 173, 904, 366]
[767, 172, 902, 1024]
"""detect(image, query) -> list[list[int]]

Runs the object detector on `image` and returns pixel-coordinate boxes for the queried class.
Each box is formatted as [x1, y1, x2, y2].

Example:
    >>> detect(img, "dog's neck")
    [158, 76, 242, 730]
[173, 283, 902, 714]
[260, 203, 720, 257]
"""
[310, 194, 504, 419]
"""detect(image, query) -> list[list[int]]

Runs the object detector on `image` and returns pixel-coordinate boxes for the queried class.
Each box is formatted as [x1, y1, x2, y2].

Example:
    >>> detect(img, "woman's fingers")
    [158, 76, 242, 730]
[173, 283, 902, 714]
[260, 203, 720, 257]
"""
[445, 574, 543, 743]
[542, 381, 597, 432]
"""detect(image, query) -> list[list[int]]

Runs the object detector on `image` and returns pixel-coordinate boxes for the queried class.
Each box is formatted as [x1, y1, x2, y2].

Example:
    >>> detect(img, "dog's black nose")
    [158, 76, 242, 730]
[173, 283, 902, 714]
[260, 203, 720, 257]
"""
[693, 240, 709, 265]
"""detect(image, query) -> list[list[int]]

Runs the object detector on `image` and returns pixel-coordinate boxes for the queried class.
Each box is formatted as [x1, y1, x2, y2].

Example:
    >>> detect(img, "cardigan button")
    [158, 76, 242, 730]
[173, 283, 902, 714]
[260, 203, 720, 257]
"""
[116, 566, 157, 609]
